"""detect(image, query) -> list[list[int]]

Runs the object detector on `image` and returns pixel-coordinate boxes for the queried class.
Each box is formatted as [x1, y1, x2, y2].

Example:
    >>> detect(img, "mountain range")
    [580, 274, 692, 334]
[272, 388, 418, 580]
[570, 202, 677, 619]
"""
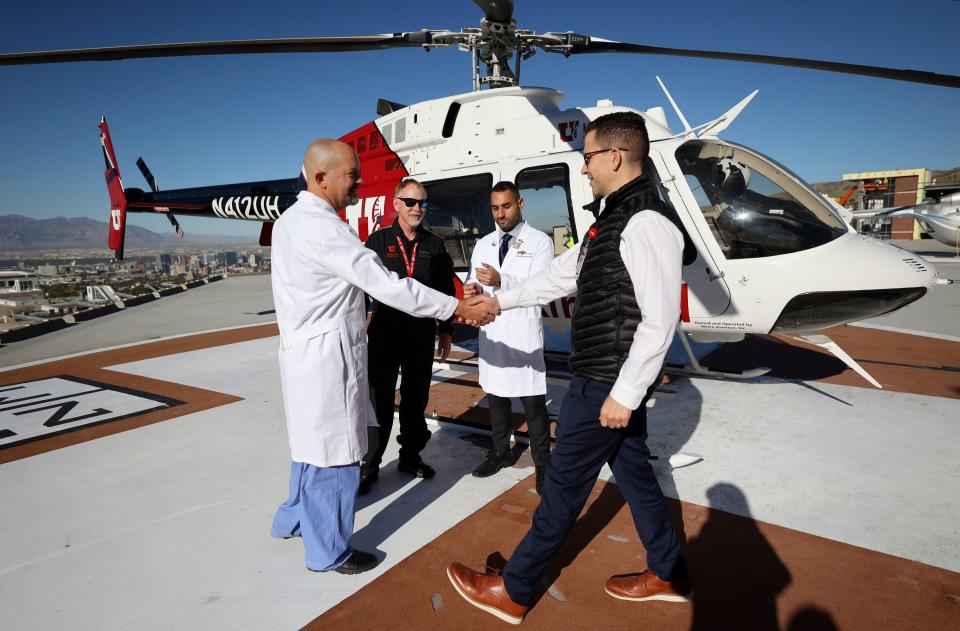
[0, 215, 255, 250]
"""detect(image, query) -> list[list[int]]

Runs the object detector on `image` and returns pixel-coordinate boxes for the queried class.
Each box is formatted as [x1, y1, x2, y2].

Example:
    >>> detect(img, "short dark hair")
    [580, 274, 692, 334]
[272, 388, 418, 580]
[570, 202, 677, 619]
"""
[584, 112, 649, 164]
[491, 180, 520, 196]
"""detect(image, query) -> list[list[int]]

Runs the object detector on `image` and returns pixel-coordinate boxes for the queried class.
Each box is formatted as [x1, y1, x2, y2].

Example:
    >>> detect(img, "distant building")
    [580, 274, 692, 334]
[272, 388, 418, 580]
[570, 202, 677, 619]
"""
[37, 264, 59, 276]
[843, 168, 929, 240]
[224, 251, 238, 267]
[0, 271, 39, 294]
[0, 292, 43, 309]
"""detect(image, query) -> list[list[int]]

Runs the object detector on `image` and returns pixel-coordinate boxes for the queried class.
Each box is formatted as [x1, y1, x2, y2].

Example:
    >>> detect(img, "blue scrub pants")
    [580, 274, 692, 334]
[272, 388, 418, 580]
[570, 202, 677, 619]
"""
[502, 376, 687, 605]
[271, 461, 360, 571]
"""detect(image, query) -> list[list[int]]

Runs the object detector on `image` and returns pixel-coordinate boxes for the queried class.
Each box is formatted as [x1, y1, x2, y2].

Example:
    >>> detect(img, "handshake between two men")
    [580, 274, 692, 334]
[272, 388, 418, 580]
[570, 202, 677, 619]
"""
[453, 289, 500, 326]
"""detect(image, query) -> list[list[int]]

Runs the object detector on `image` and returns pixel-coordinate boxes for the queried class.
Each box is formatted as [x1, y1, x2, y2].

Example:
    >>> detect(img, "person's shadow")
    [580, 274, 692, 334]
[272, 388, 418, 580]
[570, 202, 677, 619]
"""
[786, 607, 840, 631]
[686, 483, 792, 631]
[350, 428, 483, 555]
[646, 375, 704, 538]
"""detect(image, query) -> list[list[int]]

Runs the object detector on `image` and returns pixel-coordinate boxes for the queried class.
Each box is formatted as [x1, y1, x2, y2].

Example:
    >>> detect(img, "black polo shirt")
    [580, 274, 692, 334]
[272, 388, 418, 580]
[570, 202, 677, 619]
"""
[365, 219, 456, 335]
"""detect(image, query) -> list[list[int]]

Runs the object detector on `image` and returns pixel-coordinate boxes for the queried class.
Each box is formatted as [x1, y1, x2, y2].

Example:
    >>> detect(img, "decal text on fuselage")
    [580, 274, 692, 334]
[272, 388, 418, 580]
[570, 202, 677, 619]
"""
[212, 196, 281, 220]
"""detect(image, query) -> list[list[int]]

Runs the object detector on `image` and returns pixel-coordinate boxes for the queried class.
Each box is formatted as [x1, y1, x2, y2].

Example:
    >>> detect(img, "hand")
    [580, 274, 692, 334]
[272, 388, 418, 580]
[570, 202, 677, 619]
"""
[462, 282, 482, 299]
[455, 295, 499, 326]
[599, 395, 631, 429]
[437, 332, 452, 361]
[475, 263, 501, 287]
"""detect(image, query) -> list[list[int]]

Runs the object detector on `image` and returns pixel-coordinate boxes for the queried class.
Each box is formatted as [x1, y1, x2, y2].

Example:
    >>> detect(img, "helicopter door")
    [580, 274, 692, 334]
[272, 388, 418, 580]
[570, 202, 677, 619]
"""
[503, 155, 585, 353]
[649, 147, 733, 317]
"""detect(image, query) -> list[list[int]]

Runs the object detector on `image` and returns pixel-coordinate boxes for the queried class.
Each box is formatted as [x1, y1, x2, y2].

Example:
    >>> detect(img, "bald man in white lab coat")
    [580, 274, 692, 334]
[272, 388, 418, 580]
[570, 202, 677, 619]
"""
[270, 139, 497, 574]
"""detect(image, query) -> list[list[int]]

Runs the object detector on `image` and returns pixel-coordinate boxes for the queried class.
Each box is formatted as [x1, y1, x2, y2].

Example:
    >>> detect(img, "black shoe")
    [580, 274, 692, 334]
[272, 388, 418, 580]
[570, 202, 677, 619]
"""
[313, 549, 380, 575]
[397, 459, 435, 479]
[358, 468, 379, 496]
[472, 451, 508, 478]
[535, 465, 547, 496]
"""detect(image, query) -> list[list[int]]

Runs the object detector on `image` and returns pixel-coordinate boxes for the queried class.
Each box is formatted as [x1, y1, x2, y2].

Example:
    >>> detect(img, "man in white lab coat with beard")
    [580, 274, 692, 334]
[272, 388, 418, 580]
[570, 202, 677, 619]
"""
[464, 181, 555, 494]
[269, 139, 498, 574]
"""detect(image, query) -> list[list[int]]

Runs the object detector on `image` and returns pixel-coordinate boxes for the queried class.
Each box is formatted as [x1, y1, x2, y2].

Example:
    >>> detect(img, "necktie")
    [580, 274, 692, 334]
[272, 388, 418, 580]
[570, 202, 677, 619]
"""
[499, 233, 512, 266]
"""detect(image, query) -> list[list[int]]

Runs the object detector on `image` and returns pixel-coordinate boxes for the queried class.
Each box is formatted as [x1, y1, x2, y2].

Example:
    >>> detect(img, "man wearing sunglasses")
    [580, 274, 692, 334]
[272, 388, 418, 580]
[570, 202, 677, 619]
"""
[359, 178, 456, 495]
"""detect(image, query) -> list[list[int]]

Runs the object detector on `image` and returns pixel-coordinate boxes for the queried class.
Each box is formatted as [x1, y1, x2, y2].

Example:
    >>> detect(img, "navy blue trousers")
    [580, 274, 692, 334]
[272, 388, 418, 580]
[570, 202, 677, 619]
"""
[502, 376, 687, 605]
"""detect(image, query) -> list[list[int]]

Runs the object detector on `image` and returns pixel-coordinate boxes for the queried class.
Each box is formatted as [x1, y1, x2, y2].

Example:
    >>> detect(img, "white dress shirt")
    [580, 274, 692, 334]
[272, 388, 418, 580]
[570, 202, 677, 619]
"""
[497, 209, 683, 410]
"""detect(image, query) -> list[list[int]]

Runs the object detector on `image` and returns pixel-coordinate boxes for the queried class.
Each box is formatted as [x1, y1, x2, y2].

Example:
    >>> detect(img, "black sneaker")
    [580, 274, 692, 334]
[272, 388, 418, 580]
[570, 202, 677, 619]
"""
[397, 459, 435, 479]
[311, 549, 380, 575]
[357, 467, 379, 496]
[472, 451, 508, 478]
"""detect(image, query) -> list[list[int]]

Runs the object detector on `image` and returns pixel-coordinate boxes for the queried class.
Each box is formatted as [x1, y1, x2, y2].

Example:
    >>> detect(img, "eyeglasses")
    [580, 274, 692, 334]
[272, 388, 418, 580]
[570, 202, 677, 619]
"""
[583, 147, 629, 165]
[397, 197, 429, 209]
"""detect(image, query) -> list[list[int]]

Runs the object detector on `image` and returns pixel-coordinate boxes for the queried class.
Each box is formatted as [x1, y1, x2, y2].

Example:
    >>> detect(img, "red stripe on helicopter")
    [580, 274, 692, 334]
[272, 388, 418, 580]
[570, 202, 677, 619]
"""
[680, 283, 690, 323]
[338, 121, 409, 241]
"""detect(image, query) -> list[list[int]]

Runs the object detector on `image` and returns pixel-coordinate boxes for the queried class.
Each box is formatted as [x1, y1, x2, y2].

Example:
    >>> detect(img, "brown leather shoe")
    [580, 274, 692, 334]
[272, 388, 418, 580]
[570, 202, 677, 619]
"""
[447, 562, 528, 625]
[605, 569, 693, 603]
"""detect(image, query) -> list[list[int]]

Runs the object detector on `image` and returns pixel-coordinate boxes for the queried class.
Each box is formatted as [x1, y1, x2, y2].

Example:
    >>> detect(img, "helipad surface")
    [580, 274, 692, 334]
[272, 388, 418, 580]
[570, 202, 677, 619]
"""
[1, 264, 958, 630]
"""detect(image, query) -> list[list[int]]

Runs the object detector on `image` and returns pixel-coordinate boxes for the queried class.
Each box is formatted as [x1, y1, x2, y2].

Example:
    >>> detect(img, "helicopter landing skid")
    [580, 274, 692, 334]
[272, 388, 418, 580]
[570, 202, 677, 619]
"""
[666, 331, 772, 381]
[777, 333, 883, 389]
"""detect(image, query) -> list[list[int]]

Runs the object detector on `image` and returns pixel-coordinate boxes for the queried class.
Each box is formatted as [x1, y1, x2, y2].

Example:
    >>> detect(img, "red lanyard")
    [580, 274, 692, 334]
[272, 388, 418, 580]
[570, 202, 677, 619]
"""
[395, 236, 419, 277]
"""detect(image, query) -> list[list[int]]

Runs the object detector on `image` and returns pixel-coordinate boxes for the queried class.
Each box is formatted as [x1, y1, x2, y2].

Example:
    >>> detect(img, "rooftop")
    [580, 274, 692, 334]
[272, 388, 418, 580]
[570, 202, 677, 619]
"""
[1, 246, 958, 631]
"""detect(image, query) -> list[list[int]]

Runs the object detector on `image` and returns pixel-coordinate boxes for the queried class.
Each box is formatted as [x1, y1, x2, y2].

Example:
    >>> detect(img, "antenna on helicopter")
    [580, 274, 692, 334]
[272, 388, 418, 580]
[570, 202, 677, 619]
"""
[697, 90, 759, 138]
[656, 76, 693, 136]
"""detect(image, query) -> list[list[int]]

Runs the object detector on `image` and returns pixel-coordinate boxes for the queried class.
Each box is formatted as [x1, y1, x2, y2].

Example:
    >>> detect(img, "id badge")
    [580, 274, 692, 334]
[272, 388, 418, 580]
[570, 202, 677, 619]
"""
[575, 240, 590, 276]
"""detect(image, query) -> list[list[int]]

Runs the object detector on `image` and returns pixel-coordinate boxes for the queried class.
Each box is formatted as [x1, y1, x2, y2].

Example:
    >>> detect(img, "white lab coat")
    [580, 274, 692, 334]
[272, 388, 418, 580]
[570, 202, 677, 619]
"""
[271, 191, 458, 468]
[466, 222, 554, 397]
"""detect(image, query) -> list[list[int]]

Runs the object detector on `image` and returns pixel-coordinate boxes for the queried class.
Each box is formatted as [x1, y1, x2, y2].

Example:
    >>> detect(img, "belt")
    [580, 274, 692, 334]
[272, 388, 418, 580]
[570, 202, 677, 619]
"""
[280, 319, 341, 351]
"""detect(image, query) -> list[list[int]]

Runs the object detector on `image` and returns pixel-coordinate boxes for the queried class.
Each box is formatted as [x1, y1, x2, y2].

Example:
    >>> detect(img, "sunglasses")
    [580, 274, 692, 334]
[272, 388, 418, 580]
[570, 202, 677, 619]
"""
[397, 197, 429, 209]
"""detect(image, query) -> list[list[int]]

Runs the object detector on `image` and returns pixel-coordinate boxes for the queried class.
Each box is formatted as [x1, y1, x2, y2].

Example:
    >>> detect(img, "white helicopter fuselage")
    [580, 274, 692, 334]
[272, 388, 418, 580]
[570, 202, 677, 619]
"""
[343, 86, 935, 350]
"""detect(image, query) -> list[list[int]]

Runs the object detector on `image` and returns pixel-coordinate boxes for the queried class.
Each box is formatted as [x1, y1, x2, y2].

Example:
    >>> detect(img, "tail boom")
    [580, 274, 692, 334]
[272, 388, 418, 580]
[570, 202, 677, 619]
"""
[99, 117, 128, 259]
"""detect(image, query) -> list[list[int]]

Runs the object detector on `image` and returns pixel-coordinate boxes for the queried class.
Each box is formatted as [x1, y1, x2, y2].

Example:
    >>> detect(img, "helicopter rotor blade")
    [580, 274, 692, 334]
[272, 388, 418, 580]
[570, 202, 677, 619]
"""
[0, 32, 438, 66]
[472, 0, 515, 23]
[548, 36, 960, 89]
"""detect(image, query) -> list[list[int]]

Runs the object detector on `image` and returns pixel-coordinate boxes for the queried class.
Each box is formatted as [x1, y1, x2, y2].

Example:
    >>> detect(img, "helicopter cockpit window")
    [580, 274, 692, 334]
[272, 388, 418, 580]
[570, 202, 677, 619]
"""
[422, 173, 494, 271]
[676, 140, 847, 259]
[516, 164, 577, 255]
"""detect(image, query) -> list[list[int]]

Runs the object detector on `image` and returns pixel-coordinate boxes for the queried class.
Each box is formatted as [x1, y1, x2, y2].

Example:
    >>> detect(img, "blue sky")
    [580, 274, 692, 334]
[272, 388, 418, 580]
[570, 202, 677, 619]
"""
[1, 0, 957, 239]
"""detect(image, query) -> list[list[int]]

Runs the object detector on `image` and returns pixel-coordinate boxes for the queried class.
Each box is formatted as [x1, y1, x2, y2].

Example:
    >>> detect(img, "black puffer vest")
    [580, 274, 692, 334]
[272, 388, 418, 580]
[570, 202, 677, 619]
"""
[569, 175, 672, 384]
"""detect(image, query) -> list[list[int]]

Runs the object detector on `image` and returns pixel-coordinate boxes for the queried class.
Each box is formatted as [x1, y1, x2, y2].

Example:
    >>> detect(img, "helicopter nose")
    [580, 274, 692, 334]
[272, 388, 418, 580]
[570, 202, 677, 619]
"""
[769, 235, 936, 333]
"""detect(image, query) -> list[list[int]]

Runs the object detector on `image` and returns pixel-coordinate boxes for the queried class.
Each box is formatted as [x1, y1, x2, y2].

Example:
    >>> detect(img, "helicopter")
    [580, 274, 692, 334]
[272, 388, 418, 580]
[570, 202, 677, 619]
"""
[850, 188, 960, 249]
[2, 0, 958, 387]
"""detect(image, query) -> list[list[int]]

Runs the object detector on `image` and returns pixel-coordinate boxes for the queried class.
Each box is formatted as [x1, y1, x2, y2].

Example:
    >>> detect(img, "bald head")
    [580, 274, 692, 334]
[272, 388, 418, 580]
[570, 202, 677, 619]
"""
[303, 139, 362, 209]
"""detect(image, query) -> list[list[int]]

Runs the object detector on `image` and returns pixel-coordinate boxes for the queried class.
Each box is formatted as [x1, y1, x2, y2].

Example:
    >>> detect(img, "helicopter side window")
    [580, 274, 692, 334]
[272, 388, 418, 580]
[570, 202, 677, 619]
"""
[676, 140, 846, 259]
[422, 173, 494, 271]
[515, 164, 578, 255]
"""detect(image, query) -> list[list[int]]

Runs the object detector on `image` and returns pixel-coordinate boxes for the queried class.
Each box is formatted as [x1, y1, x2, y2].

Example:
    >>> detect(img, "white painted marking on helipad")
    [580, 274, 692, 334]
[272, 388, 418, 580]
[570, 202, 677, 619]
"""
[0, 377, 180, 448]
[849, 321, 960, 343]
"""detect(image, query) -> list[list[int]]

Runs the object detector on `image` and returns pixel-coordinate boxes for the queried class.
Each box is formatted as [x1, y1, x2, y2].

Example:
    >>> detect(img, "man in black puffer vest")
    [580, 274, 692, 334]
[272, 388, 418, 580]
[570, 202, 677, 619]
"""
[447, 112, 692, 624]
